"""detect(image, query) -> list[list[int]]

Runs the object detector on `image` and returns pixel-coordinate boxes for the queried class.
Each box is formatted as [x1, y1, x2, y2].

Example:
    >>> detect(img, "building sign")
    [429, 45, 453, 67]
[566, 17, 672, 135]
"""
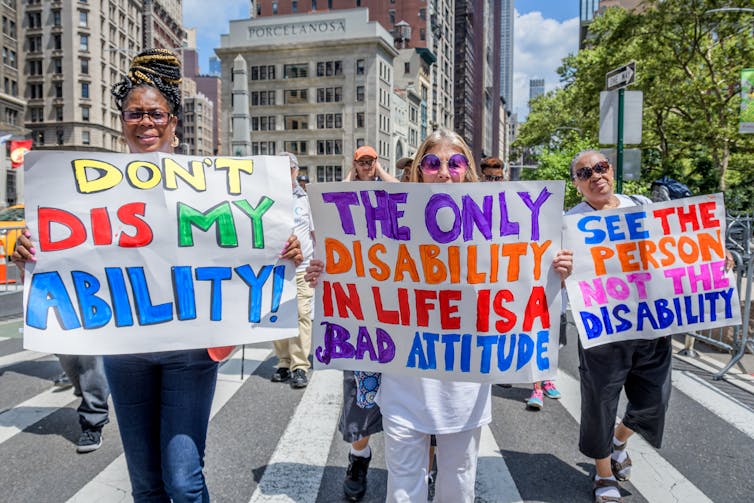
[248, 19, 346, 40]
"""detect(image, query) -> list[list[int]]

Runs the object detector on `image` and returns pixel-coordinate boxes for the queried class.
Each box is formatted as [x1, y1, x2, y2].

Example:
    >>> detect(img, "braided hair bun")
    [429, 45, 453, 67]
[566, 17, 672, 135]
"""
[112, 48, 182, 115]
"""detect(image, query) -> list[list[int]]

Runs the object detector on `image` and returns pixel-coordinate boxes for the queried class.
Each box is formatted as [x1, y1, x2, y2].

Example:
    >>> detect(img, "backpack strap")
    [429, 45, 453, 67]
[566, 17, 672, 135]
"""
[628, 195, 647, 206]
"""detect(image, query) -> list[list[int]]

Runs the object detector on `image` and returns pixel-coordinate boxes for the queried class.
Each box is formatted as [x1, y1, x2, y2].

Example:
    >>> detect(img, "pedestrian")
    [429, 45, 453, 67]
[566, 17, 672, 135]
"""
[566, 150, 668, 503]
[297, 173, 309, 191]
[480, 156, 506, 182]
[11, 261, 110, 453]
[480, 157, 562, 408]
[396, 156, 413, 182]
[344, 145, 399, 182]
[56, 355, 110, 452]
[307, 129, 573, 502]
[270, 152, 315, 389]
[12, 48, 303, 502]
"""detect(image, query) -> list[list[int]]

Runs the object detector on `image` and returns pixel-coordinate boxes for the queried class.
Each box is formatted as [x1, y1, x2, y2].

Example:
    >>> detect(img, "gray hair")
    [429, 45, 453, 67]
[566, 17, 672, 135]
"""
[569, 149, 606, 180]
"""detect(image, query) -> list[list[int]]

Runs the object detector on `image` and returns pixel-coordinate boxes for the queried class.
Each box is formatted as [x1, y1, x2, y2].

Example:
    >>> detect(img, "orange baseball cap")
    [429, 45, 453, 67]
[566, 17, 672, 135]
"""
[354, 145, 378, 160]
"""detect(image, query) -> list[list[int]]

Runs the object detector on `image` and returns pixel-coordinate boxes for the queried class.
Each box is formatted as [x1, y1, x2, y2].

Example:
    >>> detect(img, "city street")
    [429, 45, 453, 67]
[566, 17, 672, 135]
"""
[1, 290, 753, 503]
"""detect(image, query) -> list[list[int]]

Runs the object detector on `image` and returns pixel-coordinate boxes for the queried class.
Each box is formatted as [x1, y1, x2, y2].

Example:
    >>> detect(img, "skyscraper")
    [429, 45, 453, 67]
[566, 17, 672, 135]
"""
[499, 0, 514, 113]
[529, 78, 545, 101]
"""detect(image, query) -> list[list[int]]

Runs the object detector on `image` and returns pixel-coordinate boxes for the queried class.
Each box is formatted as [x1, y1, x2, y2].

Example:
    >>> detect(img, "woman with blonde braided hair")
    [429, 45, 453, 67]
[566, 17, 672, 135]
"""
[9, 48, 302, 502]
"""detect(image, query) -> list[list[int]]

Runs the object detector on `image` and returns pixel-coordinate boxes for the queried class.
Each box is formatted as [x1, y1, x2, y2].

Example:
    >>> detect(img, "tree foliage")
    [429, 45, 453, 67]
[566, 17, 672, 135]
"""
[514, 0, 754, 210]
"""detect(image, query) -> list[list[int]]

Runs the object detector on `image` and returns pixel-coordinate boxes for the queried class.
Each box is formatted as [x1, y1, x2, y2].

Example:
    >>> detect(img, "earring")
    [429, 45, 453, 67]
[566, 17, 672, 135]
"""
[172, 135, 180, 148]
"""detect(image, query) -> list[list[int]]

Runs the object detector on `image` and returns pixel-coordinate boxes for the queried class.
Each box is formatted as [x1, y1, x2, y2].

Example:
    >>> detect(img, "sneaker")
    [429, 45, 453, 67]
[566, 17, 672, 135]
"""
[271, 367, 291, 382]
[290, 368, 308, 388]
[526, 389, 544, 410]
[53, 372, 73, 390]
[76, 428, 102, 453]
[343, 453, 370, 501]
[542, 380, 562, 399]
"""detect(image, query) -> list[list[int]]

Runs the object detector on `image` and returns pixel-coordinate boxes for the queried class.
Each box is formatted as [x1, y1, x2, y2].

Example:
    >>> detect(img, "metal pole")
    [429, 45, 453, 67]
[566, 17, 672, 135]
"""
[616, 88, 625, 193]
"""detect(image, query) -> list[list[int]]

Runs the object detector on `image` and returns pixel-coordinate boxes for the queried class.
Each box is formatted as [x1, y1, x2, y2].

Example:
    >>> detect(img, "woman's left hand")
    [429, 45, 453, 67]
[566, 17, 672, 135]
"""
[280, 234, 303, 266]
[553, 249, 574, 282]
[725, 250, 735, 272]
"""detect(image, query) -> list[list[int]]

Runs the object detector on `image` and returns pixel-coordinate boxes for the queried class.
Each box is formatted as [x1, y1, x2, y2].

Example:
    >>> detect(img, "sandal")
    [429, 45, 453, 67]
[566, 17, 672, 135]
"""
[611, 442, 632, 481]
[593, 478, 624, 503]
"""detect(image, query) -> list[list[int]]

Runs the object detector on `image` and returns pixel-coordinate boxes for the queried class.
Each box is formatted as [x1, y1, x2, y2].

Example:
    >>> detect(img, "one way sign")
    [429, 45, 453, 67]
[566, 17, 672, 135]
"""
[605, 61, 636, 91]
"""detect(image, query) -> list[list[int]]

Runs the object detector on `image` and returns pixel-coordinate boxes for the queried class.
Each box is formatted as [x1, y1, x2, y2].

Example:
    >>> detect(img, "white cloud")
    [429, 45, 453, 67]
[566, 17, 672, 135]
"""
[513, 10, 579, 120]
[183, 0, 248, 34]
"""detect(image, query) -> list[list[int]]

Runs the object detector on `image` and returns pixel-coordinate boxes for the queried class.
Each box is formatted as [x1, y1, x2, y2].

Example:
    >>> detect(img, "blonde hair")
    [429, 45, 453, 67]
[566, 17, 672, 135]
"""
[409, 129, 479, 183]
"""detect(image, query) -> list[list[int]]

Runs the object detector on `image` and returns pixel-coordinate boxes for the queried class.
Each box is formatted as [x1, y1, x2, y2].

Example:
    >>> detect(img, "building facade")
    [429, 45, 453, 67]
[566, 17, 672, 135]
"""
[216, 9, 399, 182]
[499, 0, 514, 113]
[529, 78, 544, 101]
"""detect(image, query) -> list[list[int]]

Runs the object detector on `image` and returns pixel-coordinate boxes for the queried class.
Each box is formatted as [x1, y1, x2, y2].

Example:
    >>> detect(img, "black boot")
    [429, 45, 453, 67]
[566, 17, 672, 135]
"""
[343, 452, 371, 501]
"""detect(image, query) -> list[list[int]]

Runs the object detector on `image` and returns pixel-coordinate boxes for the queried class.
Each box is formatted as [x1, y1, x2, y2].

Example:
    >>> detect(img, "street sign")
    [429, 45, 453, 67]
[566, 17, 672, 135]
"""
[599, 91, 643, 144]
[606, 61, 636, 91]
[600, 148, 642, 180]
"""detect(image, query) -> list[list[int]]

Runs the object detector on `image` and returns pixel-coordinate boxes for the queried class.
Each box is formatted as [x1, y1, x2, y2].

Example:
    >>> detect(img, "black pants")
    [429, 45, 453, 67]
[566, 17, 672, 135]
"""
[578, 336, 672, 459]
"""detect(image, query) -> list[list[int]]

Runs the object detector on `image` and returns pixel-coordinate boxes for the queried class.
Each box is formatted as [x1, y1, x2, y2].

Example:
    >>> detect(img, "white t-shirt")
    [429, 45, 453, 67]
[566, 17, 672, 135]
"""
[376, 374, 492, 435]
[567, 193, 651, 215]
[292, 185, 314, 272]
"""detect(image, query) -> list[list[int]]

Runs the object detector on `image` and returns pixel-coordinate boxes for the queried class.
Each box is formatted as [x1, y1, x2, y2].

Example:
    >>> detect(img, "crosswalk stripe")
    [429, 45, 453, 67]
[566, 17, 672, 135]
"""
[0, 349, 48, 369]
[0, 387, 77, 444]
[67, 347, 272, 503]
[249, 368, 342, 503]
[476, 425, 523, 503]
[557, 369, 713, 503]
[673, 370, 754, 439]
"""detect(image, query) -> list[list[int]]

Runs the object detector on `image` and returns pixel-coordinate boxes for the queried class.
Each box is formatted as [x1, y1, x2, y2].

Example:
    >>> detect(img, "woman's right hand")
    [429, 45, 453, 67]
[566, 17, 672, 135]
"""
[304, 259, 324, 287]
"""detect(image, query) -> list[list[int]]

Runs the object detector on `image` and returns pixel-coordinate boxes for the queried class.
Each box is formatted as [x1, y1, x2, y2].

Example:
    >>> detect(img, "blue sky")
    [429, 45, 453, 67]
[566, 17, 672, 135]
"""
[182, 0, 580, 120]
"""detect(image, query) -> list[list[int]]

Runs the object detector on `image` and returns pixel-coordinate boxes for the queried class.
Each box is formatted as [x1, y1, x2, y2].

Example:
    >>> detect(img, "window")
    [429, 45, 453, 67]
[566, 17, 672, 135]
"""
[316, 60, 342, 77]
[316, 113, 342, 129]
[53, 58, 62, 74]
[251, 141, 276, 155]
[80, 59, 89, 74]
[30, 107, 42, 122]
[356, 59, 365, 75]
[356, 86, 365, 102]
[29, 83, 43, 99]
[356, 112, 364, 128]
[53, 10, 61, 26]
[82, 106, 90, 121]
[53, 34, 62, 50]
[4, 108, 16, 125]
[404, 62, 410, 74]
[284, 115, 308, 130]
[272, 1, 278, 14]
[35, 130, 45, 145]
[420, 28, 426, 41]
[81, 82, 89, 98]
[55, 106, 63, 121]
[57, 129, 64, 145]
[79, 10, 88, 27]
[80, 34, 89, 51]
[389, 10, 395, 24]
[82, 131, 90, 145]
[27, 12, 41, 29]
[55, 82, 63, 98]
[251, 116, 276, 131]
[316, 87, 342, 103]
[250, 65, 275, 80]
[316, 165, 342, 182]
[316, 140, 342, 155]
[284, 89, 308, 104]
[251, 90, 275, 106]
[419, 8, 426, 20]
[283, 63, 308, 79]
[283, 140, 307, 154]
[292, 0, 298, 12]
[28, 59, 42, 75]
[28, 36, 42, 52]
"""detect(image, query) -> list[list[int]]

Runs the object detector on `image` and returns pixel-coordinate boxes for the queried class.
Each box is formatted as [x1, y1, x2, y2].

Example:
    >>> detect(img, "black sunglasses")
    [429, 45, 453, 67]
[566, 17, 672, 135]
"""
[574, 160, 610, 181]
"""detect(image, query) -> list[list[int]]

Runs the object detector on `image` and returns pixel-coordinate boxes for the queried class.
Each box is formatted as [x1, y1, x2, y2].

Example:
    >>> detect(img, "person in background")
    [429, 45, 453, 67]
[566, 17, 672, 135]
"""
[344, 145, 399, 182]
[270, 152, 315, 389]
[308, 129, 573, 502]
[297, 173, 309, 192]
[13, 49, 302, 502]
[396, 157, 414, 182]
[480, 157, 506, 182]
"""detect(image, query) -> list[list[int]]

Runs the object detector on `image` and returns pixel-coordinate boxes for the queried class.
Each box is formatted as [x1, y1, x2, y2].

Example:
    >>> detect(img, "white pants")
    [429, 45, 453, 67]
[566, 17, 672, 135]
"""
[383, 416, 481, 503]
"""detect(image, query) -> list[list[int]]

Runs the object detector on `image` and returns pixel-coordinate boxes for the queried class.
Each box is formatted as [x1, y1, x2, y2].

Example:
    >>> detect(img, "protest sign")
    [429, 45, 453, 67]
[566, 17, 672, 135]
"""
[564, 194, 741, 349]
[23, 151, 298, 354]
[308, 181, 565, 383]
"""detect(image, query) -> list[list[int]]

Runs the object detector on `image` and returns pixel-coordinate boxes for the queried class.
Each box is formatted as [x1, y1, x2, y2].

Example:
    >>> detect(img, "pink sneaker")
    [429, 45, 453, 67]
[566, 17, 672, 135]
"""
[526, 389, 544, 410]
[542, 380, 562, 399]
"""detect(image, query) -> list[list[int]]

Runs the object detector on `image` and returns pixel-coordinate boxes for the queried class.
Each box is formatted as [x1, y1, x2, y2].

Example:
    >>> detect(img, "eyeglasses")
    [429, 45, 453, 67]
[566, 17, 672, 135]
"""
[356, 158, 375, 167]
[574, 160, 611, 181]
[121, 110, 173, 125]
[483, 174, 505, 182]
[420, 153, 469, 175]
